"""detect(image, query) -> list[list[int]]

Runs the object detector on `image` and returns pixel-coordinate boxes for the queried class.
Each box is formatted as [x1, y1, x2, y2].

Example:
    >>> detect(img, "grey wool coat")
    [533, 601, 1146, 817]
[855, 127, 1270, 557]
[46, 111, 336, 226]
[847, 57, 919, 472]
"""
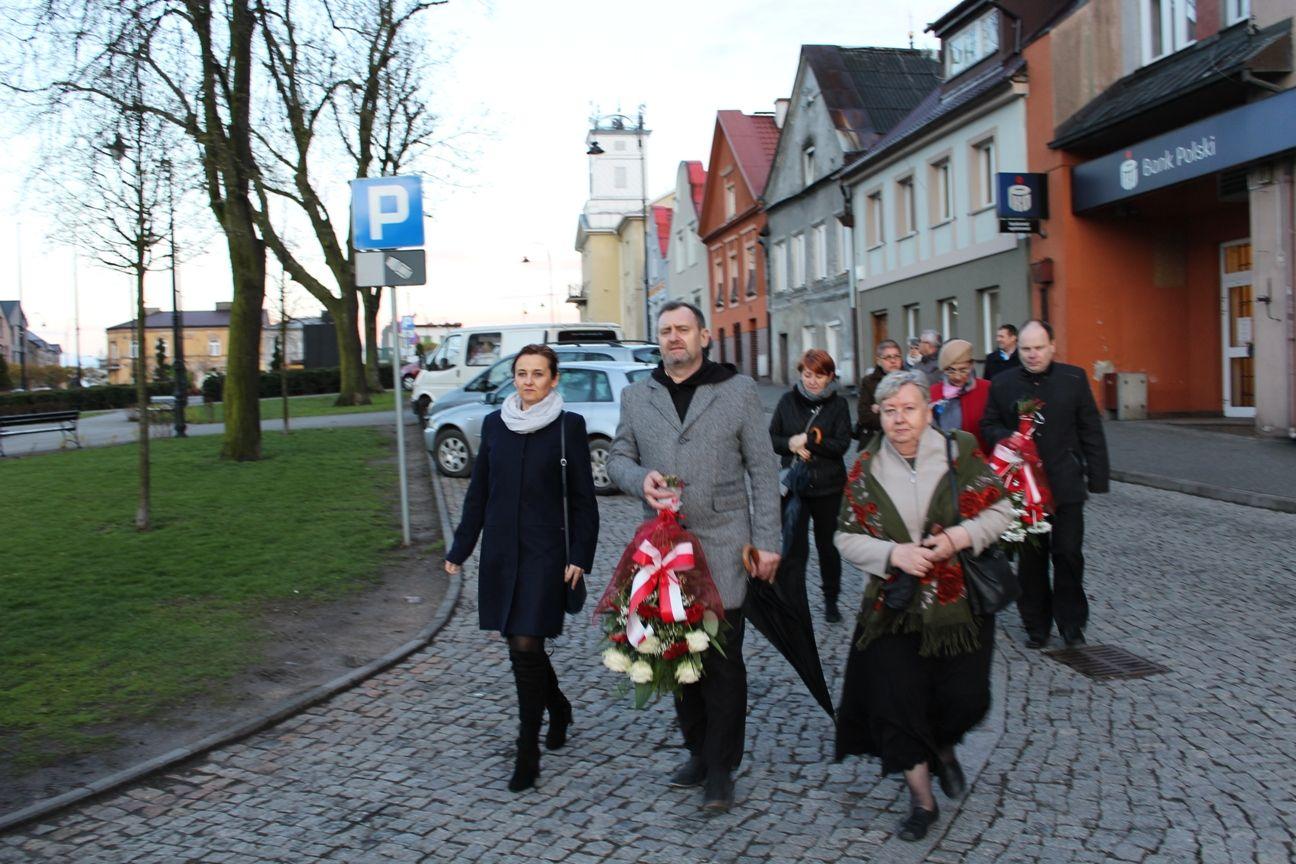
[607, 372, 782, 609]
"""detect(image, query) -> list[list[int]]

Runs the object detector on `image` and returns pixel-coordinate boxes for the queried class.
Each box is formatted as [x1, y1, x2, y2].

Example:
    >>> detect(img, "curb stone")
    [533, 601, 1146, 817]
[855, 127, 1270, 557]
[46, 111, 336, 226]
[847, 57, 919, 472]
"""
[0, 450, 462, 835]
[1109, 470, 1296, 513]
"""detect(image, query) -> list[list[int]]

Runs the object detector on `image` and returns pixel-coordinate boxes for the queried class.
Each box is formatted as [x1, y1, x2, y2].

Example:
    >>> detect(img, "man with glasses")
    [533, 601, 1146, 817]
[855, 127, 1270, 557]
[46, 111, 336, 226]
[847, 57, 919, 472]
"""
[931, 338, 991, 452]
[855, 339, 906, 447]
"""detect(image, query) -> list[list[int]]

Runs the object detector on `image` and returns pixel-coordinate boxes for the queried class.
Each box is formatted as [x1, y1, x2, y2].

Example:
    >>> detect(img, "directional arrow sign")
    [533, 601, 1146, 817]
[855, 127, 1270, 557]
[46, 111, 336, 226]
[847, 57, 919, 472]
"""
[355, 249, 426, 287]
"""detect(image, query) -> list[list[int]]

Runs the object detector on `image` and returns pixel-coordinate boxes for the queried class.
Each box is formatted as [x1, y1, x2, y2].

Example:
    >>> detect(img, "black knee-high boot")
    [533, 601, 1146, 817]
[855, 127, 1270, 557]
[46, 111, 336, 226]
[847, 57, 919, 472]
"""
[508, 649, 546, 792]
[542, 654, 572, 751]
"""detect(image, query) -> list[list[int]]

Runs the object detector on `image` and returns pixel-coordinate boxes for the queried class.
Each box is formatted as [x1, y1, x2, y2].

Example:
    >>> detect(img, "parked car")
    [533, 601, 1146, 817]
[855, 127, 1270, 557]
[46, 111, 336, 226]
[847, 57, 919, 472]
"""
[426, 361, 654, 494]
[409, 322, 622, 418]
[425, 342, 662, 422]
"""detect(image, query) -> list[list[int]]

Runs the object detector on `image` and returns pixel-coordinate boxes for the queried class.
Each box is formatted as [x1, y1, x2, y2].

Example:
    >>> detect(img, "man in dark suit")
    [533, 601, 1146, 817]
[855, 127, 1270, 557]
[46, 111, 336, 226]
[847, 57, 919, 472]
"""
[981, 320, 1109, 649]
[983, 323, 1021, 380]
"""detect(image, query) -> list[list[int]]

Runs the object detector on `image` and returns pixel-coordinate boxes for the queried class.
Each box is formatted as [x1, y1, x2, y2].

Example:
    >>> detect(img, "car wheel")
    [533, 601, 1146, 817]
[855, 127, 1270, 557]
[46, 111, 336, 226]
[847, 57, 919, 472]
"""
[414, 394, 431, 428]
[588, 436, 614, 495]
[401, 373, 416, 391]
[433, 428, 473, 478]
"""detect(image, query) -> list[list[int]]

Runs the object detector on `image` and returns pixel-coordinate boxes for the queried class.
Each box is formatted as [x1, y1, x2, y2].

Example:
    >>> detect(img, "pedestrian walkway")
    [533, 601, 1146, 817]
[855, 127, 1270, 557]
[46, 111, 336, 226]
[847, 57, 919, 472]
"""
[3, 472, 1294, 862]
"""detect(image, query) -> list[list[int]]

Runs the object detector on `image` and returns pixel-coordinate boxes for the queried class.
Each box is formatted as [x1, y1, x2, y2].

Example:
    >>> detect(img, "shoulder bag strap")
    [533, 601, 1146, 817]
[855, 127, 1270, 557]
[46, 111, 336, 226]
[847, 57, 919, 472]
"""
[559, 412, 570, 564]
[944, 431, 963, 528]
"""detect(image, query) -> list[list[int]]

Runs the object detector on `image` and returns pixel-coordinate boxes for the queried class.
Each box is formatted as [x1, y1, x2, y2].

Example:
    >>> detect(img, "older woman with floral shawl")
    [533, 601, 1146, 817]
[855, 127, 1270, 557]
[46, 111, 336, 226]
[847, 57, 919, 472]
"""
[833, 369, 1013, 842]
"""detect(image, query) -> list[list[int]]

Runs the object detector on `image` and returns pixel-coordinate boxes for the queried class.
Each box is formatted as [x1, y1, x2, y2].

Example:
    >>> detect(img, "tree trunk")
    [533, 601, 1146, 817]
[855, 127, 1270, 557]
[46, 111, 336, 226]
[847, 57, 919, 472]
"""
[362, 286, 384, 393]
[334, 293, 370, 406]
[135, 260, 150, 531]
[219, 231, 267, 460]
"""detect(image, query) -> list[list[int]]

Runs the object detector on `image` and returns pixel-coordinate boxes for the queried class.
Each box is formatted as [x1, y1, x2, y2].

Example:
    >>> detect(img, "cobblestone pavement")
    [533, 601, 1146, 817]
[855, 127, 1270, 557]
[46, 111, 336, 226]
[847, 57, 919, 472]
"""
[3, 479, 1294, 862]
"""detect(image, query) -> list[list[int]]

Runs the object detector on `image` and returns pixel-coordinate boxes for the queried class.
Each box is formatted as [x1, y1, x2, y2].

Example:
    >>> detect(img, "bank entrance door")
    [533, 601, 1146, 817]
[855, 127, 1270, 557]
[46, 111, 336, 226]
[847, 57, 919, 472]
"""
[1220, 240, 1255, 418]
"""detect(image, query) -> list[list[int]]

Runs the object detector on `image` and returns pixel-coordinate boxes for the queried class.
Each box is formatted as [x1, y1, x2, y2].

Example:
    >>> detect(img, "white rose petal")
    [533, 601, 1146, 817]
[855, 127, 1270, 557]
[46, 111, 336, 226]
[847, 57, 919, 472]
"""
[635, 635, 661, 655]
[674, 658, 701, 685]
[684, 630, 710, 653]
[628, 660, 654, 684]
[602, 647, 631, 674]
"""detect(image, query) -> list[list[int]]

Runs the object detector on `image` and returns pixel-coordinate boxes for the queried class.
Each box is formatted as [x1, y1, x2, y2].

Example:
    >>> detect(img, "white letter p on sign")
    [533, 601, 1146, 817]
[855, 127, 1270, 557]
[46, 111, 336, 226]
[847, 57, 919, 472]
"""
[367, 185, 410, 242]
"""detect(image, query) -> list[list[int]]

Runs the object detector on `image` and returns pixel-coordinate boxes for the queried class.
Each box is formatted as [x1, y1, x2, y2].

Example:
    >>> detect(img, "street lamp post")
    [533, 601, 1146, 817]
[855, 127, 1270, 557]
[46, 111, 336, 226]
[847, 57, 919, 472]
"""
[586, 107, 650, 340]
[160, 159, 187, 437]
[522, 247, 555, 324]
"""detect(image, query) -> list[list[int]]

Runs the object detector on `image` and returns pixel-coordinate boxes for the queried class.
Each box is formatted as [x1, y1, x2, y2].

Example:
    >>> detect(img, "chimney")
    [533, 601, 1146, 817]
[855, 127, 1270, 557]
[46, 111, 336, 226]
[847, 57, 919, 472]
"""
[215, 301, 233, 312]
[774, 98, 790, 129]
[143, 306, 161, 316]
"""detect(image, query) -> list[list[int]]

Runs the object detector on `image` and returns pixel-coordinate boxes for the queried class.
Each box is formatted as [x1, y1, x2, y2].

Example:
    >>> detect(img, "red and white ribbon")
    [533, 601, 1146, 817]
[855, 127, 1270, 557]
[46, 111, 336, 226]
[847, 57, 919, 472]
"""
[625, 540, 694, 647]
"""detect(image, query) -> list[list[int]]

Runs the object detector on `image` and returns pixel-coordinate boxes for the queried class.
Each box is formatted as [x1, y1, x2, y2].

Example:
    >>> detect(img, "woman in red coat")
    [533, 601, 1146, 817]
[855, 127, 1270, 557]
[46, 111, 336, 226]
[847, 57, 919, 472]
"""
[932, 339, 991, 452]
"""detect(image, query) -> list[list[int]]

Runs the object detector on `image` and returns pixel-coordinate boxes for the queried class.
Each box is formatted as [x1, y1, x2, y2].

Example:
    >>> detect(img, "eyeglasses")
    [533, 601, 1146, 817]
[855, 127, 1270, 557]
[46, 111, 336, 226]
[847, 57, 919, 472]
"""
[943, 364, 973, 375]
[878, 353, 902, 361]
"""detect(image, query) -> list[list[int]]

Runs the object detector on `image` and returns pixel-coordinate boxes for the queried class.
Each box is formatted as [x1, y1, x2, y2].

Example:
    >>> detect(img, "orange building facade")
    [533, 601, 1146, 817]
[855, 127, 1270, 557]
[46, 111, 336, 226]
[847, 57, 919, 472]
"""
[1023, 1, 1294, 429]
[698, 110, 781, 381]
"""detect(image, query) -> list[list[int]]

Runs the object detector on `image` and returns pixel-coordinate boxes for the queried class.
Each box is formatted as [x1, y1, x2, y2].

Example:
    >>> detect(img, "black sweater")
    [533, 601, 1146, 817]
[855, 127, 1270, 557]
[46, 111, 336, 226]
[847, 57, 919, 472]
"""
[769, 388, 852, 498]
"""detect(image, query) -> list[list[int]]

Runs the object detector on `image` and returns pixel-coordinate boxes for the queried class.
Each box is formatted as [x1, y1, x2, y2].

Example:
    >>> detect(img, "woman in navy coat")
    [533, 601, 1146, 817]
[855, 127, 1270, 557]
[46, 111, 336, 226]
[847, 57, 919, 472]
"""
[445, 345, 599, 792]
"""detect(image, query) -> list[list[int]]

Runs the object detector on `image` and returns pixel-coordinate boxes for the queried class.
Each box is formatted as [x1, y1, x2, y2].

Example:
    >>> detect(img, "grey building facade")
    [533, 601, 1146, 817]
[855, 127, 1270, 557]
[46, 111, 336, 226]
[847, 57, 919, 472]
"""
[764, 46, 940, 385]
[664, 161, 708, 312]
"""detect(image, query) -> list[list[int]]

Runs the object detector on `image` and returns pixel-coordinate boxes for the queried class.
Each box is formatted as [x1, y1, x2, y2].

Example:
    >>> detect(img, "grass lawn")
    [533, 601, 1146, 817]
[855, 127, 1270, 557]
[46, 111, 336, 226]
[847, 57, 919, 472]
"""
[187, 391, 397, 425]
[0, 427, 398, 769]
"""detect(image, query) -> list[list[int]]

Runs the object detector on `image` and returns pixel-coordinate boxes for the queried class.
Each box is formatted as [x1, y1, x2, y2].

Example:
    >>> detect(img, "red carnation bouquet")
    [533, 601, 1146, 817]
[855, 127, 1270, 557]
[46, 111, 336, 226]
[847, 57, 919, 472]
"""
[987, 397, 1054, 544]
[594, 478, 727, 708]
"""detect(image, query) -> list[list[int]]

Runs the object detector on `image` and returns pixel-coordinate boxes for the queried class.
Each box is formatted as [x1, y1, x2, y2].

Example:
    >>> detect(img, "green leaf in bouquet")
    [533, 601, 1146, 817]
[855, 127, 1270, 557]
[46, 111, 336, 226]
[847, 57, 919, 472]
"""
[702, 609, 720, 637]
[634, 682, 654, 710]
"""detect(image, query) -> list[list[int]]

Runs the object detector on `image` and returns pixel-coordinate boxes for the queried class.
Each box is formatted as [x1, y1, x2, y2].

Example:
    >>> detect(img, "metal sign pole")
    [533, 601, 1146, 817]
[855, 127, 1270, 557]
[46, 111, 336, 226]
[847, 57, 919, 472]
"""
[390, 285, 411, 546]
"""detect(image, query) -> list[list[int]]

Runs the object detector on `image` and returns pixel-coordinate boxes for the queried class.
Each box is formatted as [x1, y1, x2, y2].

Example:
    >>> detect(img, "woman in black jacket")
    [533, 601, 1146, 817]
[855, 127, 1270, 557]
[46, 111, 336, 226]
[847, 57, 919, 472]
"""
[769, 349, 853, 622]
[445, 345, 599, 792]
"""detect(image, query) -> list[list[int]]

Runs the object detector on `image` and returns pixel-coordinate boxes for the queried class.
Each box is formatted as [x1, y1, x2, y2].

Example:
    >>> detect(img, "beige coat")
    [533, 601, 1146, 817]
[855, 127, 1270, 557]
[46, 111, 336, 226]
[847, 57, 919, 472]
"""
[834, 426, 1013, 577]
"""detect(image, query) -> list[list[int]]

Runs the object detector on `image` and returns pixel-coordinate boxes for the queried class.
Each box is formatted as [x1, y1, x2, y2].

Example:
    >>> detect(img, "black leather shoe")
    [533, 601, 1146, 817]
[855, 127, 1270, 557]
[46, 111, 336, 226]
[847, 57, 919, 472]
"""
[1025, 633, 1049, 649]
[702, 770, 735, 813]
[668, 756, 707, 788]
[935, 758, 966, 800]
[1062, 630, 1087, 648]
[825, 604, 842, 623]
[897, 804, 939, 841]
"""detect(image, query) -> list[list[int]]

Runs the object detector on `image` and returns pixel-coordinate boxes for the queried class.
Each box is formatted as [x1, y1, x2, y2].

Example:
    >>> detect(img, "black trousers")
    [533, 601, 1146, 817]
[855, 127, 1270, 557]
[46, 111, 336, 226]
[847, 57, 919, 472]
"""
[674, 608, 747, 772]
[1016, 502, 1088, 638]
[786, 492, 843, 608]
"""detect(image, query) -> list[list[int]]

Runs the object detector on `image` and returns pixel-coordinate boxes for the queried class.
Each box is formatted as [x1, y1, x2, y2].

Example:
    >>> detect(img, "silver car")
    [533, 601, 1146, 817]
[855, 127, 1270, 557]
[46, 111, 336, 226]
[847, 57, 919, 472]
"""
[425, 361, 654, 493]
[424, 342, 661, 422]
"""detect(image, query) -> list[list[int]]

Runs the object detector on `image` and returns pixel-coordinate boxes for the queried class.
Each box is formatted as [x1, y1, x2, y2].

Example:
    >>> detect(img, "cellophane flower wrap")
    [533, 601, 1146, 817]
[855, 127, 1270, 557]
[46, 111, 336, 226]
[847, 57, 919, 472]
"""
[594, 483, 727, 708]
[988, 397, 1054, 545]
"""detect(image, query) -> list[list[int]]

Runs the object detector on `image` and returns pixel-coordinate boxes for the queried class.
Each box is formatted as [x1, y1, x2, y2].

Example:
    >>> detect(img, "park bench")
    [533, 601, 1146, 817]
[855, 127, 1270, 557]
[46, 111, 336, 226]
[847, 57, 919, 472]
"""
[0, 410, 81, 457]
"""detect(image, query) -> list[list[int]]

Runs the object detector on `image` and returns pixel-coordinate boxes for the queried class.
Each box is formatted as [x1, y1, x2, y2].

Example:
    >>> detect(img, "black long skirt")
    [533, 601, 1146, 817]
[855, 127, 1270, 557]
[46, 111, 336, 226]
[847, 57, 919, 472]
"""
[835, 613, 995, 775]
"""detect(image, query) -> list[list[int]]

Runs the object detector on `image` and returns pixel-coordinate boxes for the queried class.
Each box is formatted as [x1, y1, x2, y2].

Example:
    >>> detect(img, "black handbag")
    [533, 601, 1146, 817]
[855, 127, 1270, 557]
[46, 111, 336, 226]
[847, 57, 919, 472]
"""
[559, 413, 587, 615]
[943, 433, 1020, 616]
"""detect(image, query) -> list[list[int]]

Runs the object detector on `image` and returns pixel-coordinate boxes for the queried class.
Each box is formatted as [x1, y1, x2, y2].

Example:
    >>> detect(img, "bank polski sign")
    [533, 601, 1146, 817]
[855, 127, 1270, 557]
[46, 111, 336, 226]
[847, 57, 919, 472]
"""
[350, 176, 425, 250]
[1072, 88, 1296, 212]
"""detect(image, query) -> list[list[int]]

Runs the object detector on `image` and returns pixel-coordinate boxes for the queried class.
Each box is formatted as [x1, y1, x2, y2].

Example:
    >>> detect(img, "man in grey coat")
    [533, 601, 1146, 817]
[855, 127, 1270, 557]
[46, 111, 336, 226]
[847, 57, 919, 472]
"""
[608, 300, 782, 814]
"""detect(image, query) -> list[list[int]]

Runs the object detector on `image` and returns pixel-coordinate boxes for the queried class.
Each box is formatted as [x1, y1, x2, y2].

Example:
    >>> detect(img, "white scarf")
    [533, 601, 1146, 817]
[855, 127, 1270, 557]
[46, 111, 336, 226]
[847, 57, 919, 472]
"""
[500, 389, 565, 434]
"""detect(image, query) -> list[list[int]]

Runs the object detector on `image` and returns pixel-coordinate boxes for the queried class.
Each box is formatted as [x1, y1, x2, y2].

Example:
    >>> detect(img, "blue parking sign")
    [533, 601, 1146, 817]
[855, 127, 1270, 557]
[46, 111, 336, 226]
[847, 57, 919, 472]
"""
[351, 176, 425, 250]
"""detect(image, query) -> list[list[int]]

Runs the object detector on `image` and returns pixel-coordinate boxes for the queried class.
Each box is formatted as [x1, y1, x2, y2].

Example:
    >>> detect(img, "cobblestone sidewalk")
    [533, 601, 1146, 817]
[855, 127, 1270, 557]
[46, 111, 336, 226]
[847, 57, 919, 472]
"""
[2, 480, 1294, 863]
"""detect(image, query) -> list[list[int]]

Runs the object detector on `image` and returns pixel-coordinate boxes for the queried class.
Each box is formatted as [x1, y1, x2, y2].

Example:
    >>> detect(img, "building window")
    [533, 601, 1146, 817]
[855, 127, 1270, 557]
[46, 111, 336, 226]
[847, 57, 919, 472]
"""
[838, 222, 852, 273]
[109, 342, 120, 361]
[713, 257, 725, 308]
[791, 232, 806, 288]
[979, 288, 1001, 354]
[866, 190, 884, 247]
[772, 240, 788, 293]
[904, 304, 920, 341]
[971, 138, 996, 209]
[208, 337, 221, 357]
[1225, 0, 1250, 24]
[944, 8, 999, 78]
[802, 145, 815, 186]
[614, 166, 627, 189]
[675, 231, 685, 273]
[728, 249, 740, 303]
[825, 321, 841, 367]
[812, 223, 827, 281]
[685, 227, 698, 266]
[745, 243, 757, 297]
[724, 182, 736, 220]
[129, 339, 138, 359]
[938, 297, 959, 339]
[801, 324, 816, 351]
[896, 176, 916, 237]
[1143, 0, 1196, 64]
[930, 157, 953, 224]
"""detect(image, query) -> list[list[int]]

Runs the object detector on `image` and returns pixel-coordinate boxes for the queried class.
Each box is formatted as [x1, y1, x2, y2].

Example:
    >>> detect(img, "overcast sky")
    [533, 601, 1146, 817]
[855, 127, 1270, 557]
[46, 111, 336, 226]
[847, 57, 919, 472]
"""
[0, 0, 951, 363]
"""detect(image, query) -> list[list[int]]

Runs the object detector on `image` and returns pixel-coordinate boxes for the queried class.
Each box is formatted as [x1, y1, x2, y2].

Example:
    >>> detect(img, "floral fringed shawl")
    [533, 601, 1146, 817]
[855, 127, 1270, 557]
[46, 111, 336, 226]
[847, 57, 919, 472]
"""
[838, 429, 1008, 657]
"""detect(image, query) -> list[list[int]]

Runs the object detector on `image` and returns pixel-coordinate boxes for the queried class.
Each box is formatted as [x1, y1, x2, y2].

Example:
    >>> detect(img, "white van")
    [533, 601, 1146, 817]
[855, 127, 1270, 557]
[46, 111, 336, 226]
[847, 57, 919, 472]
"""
[410, 322, 622, 417]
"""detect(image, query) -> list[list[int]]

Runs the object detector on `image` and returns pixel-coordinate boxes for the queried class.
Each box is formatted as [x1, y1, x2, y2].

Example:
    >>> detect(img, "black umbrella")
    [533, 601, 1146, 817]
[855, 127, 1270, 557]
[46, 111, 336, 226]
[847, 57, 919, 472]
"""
[743, 460, 835, 718]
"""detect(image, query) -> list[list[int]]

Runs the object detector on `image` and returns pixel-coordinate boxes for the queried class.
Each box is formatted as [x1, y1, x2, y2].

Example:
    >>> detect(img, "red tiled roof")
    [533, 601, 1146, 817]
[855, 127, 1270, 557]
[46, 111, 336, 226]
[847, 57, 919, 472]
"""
[653, 205, 672, 257]
[716, 110, 781, 197]
[685, 160, 707, 215]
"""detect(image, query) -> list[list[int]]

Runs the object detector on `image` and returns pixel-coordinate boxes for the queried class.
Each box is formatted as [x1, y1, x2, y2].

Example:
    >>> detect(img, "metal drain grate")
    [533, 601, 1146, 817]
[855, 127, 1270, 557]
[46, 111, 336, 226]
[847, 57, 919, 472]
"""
[1045, 644, 1169, 680]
